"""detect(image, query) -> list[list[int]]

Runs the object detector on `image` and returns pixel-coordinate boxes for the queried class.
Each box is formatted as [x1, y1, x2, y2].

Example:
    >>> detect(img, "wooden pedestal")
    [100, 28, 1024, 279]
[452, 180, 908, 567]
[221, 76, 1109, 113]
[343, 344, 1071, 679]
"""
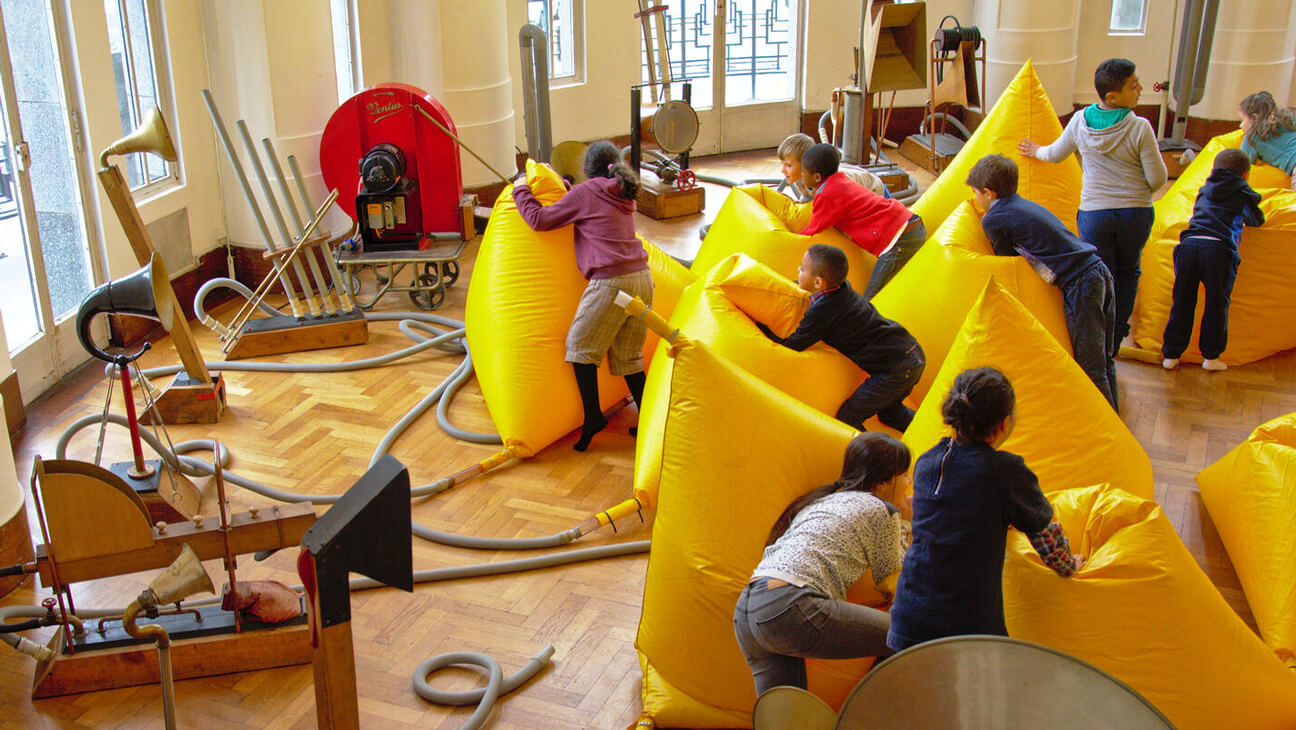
[636, 174, 705, 220]
[32, 621, 313, 698]
[141, 373, 226, 425]
[225, 310, 368, 361]
[108, 461, 201, 523]
[899, 133, 961, 174]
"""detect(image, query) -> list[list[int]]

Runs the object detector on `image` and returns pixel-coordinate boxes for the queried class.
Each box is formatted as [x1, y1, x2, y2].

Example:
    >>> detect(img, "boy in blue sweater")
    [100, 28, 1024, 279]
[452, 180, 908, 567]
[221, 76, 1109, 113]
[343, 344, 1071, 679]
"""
[967, 154, 1119, 410]
[1161, 149, 1265, 372]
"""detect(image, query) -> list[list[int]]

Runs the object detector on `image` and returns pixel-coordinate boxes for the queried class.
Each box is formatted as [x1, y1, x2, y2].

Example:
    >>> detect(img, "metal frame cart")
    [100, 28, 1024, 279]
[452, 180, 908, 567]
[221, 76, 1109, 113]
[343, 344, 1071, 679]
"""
[337, 237, 466, 311]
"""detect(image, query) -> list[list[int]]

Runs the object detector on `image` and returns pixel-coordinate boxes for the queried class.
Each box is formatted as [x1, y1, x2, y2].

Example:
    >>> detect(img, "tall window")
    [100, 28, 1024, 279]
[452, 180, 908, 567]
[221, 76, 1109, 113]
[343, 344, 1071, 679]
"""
[1109, 0, 1147, 34]
[103, 0, 172, 190]
[527, 0, 581, 81]
[330, 0, 360, 103]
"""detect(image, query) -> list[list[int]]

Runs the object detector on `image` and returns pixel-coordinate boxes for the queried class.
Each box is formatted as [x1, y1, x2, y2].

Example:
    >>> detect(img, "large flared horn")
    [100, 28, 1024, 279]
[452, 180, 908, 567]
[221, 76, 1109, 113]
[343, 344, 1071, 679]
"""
[148, 544, 216, 606]
[100, 106, 177, 168]
[549, 140, 589, 183]
[75, 253, 173, 363]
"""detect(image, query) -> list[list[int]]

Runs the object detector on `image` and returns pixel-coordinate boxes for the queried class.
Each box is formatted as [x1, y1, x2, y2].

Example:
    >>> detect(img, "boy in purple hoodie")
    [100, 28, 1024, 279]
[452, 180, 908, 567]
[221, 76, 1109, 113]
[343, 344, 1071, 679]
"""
[1019, 58, 1168, 345]
[1161, 149, 1264, 372]
[512, 141, 653, 451]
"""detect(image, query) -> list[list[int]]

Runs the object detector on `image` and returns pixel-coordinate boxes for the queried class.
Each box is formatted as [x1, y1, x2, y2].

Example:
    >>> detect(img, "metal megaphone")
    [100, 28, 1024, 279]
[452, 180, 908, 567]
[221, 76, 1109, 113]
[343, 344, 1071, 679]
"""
[99, 106, 177, 168]
[75, 253, 173, 363]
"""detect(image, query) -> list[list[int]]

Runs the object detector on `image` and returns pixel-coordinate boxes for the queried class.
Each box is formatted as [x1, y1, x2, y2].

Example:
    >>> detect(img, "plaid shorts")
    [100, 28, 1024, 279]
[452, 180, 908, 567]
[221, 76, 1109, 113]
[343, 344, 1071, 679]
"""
[566, 269, 654, 375]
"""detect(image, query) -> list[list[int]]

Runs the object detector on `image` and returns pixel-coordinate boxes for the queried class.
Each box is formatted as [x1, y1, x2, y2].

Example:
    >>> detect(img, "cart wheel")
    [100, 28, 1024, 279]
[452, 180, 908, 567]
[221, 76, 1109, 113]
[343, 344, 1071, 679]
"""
[409, 274, 446, 311]
[423, 261, 459, 288]
[347, 271, 377, 311]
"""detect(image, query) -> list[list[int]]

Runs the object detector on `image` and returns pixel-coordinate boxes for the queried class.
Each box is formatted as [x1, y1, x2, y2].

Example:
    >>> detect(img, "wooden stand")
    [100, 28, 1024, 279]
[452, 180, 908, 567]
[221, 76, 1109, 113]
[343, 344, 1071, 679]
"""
[32, 621, 312, 698]
[636, 171, 704, 220]
[140, 373, 227, 425]
[224, 310, 368, 361]
[107, 460, 201, 524]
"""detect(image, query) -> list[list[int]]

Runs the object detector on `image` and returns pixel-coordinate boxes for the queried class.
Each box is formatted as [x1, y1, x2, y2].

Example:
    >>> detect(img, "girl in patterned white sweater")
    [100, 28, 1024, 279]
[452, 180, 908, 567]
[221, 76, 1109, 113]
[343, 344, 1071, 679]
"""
[732, 433, 910, 697]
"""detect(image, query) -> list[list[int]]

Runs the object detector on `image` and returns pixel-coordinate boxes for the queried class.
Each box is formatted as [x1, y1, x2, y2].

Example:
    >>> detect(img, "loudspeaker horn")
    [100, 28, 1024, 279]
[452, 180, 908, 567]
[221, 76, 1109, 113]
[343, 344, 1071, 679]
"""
[148, 544, 216, 606]
[100, 106, 177, 168]
[75, 253, 173, 363]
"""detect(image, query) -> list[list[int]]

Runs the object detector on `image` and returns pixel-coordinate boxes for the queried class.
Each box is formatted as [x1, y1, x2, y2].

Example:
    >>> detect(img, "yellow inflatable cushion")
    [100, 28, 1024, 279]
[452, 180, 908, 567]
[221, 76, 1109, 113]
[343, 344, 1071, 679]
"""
[634, 334, 883, 728]
[1197, 413, 1296, 667]
[464, 160, 695, 457]
[871, 200, 1071, 405]
[911, 59, 1082, 236]
[1131, 130, 1296, 366]
[902, 279, 1153, 506]
[1004, 483, 1296, 730]
[690, 185, 877, 289]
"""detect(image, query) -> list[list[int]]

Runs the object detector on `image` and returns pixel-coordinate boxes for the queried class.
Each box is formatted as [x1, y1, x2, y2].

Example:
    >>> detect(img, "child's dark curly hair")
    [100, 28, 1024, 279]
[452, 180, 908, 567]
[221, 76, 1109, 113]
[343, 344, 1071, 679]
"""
[584, 141, 639, 198]
[942, 367, 1015, 443]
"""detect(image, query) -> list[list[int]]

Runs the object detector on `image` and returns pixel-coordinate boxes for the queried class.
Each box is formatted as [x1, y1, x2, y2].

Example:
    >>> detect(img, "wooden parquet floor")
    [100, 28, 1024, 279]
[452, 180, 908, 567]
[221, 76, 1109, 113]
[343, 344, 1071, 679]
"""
[1, 150, 1293, 728]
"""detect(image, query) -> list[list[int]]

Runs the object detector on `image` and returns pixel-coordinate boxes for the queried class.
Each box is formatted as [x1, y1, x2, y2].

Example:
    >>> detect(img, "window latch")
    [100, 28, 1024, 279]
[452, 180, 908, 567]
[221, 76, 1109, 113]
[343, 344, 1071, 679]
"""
[13, 141, 30, 172]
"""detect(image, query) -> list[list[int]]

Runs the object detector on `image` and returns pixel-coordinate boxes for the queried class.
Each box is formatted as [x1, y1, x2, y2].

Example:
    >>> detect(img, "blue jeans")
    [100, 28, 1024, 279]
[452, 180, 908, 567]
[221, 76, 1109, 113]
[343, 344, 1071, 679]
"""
[733, 579, 893, 696]
[1076, 207, 1155, 340]
[862, 215, 927, 300]
[1061, 262, 1118, 410]
[836, 345, 925, 432]
[1162, 242, 1237, 360]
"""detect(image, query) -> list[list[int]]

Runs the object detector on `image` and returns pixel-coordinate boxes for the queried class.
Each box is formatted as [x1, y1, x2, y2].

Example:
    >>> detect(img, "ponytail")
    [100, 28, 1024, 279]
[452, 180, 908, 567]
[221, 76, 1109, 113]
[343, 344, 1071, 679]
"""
[765, 433, 910, 546]
[583, 140, 639, 198]
[941, 367, 1015, 443]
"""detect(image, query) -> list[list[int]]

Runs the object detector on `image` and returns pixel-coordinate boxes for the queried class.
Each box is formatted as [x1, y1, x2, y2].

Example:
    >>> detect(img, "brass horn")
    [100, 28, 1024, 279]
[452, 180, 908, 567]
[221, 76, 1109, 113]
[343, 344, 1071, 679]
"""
[75, 253, 173, 363]
[549, 140, 589, 183]
[99, 106, 177, 168]
[121, 544, 214, 730]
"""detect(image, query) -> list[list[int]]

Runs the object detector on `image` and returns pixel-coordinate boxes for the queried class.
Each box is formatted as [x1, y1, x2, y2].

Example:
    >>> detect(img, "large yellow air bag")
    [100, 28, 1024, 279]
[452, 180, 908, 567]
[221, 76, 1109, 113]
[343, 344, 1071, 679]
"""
[1197, 413, 1296, 667]
[1130, 130, 1296, 366]
[690, 185, 877, 288]
[871, 201, 1071, 405]
[1004, 484, 1296, 730]
[464, 161, 695, 456]
[911, 60, 1082, 235]
[635, 334, 883, 728]
[902, 280, 1152, 502]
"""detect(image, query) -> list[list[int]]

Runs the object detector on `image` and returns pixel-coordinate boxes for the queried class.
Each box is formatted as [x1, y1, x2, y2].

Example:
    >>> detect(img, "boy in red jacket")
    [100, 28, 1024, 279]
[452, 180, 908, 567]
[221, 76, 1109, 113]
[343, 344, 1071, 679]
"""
[798, 143, 926, 299]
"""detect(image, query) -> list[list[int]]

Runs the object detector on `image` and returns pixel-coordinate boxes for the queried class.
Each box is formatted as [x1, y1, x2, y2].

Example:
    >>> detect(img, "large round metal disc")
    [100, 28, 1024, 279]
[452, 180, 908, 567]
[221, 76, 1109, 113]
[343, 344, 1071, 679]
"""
[835, 636, 1174, 729]
[753, 686, 835, 730]
[650, 100, 700, 155]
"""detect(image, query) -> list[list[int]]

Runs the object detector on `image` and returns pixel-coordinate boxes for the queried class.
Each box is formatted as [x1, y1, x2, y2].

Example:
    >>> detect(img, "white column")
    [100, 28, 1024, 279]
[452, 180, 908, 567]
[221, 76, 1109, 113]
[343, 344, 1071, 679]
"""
[1196, 0, 1296, 118]
[974, 0, 1082, 114]
[438, 0, 516, 186]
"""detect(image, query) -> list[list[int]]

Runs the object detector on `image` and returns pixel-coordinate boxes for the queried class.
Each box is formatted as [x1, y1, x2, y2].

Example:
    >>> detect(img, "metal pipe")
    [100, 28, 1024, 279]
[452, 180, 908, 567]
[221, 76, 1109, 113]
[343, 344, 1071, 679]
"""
[287, 155, 358, 312]
[1170, 0, 1219, 145]
[518, 24, 553, 164]
[262, 138, 337, 315]
[235, 121, 321, 317]
[199, 89, 304, 319]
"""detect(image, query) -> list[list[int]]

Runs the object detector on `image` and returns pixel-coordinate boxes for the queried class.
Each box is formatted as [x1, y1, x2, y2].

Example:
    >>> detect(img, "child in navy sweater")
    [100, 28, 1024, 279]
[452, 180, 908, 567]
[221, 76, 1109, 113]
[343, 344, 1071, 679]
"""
[759, 244, 924, 432]
[887, 367, 1084, 652]
[1161, 149, 1265, 372]
[968, 154, 1120, 410]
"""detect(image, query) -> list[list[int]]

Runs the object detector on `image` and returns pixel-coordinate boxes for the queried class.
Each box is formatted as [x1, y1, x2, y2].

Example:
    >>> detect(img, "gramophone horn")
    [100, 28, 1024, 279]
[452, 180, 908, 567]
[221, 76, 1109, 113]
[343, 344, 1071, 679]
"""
[549, 140, 589, 183]
[75, 253, 173, 363]
[99, 106, 177, 168]
[147, 544, 216, 606]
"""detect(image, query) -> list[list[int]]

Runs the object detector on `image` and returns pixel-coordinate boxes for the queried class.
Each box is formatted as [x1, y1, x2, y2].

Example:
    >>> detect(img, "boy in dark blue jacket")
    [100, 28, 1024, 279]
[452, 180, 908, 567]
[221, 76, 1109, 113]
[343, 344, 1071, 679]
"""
[966, 154, 1119, 410]
[759, 244, 925, 432]
[1161, 149, 1265, 372]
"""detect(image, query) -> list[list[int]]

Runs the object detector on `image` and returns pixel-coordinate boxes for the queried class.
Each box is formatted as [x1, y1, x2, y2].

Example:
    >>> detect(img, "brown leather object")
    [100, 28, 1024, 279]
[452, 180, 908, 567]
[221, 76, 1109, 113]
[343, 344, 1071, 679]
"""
[221, 580, 302, 624]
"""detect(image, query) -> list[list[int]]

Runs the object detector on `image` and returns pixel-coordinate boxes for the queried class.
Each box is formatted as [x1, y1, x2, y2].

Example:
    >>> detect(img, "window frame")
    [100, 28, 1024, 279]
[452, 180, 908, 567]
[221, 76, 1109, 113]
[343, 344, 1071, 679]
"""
[103, 0, 179, 195]
[1107, 0, 1149, 36]
[529, 0, 585, 86]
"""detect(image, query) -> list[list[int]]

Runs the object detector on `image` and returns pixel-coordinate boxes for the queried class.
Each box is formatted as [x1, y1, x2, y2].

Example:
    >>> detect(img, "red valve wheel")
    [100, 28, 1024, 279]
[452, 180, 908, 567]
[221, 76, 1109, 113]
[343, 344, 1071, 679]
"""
[676, 169, 697, 192]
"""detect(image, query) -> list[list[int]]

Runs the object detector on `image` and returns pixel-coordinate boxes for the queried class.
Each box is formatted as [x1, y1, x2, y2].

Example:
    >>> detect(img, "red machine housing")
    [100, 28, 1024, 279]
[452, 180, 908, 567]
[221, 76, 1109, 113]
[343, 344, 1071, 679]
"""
[320, 83, 466, 250]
